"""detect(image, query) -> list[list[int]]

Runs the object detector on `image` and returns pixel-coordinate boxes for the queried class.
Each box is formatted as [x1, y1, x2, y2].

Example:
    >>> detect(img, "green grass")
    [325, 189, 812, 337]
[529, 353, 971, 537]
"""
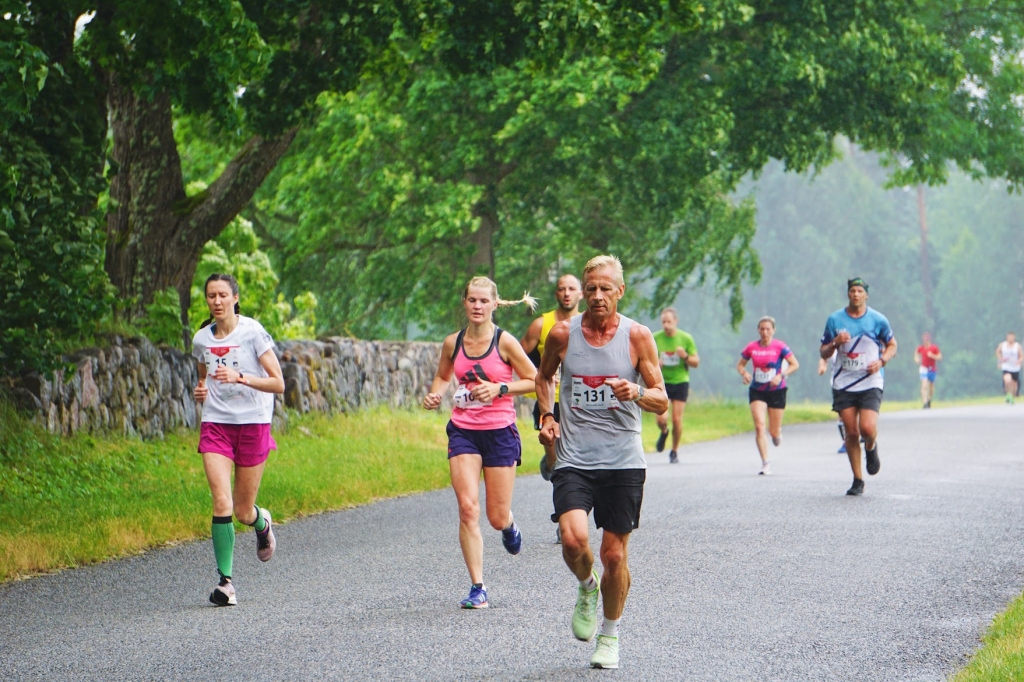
[954, 593, 1024, 681]
[0, 394, 997, 583]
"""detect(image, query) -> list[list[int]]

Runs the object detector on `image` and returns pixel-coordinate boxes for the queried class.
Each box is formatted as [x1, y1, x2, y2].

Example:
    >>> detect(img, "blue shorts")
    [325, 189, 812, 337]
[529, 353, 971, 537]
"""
[919, 367, 936, 383]
[446, 421, 522, 468]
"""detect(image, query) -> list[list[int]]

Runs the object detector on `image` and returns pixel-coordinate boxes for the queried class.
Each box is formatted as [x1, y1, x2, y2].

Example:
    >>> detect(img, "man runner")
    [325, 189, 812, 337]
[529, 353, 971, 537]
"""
[520, 274, 583, 543]
[653, 307, 699, 463]
[819, 278, 897, 496]
[537, 255, 668, 670]
[914, 332, 942, 409]
[996, 332, 1022, 404]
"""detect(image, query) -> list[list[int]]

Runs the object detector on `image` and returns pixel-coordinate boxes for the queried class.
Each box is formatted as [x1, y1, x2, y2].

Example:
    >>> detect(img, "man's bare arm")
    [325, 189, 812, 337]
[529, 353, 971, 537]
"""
[536, 321, 569, 417]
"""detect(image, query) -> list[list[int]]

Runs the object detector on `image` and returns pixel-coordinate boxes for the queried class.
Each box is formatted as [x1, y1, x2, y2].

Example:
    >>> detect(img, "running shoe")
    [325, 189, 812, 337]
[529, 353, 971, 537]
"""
[590, 634, 620, 669]
[209, 577, 236, 607]
[656, 429, 669, 453]
[759, 460, 771, 476]
[502, 522, 522, 555]
[837, 442, 847, 454]
[772, 435, 781, 447]
[846, 478, 865, 496]
[255, 509, 275, 562]
[865, 444, 880, 476]
[1007, 393, 1013, 404]
[669, 450, 678, 464]
[923, 401, 931, 409]
[572, 570, 601, 641]
[460, 584, 488, 609]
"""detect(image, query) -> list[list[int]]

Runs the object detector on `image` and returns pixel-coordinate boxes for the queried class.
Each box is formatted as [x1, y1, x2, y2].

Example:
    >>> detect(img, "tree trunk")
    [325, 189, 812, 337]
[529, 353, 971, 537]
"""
[104, 76, 297, 344]
[470, 188, 498, 279]
[916, 185, 935, 331]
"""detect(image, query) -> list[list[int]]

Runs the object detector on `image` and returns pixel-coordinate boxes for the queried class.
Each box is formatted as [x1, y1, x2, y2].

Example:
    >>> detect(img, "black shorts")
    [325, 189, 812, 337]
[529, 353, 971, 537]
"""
[532, 401, 561, 430]
[551, 467, 645, 534]
[832, 388, 883, 413]
[749, 387, 787, 409]
[665, 382, 690, 402]
[1003, 370, 1020, 384]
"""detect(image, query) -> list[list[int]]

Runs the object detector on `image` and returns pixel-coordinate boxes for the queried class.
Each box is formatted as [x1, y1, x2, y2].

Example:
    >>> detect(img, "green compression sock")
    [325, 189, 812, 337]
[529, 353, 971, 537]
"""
[212, 515, 235, 579]
[250, 506, 268, 533]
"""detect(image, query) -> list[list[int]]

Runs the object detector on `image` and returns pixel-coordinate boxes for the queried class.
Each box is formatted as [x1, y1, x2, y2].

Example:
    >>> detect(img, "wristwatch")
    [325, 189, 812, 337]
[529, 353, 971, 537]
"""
[499, 383, 509, 396]
[633, 385, 645, 402]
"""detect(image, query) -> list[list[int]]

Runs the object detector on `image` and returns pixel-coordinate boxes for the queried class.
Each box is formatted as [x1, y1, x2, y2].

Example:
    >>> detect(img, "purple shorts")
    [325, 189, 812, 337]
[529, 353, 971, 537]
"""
[446, 421, 521, 468]
[198, 422, 276, 467]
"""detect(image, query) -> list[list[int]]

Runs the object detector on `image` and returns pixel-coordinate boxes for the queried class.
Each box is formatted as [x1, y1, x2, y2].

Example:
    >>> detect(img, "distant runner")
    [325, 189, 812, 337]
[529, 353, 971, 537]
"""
[653, 308, 699, 463]
[819, 278, 897, 496]
[996, 332, 1022, 404]
[422, 277, 538, 609]
[737, 316, 799, 475]
[537, 255, 668, 670]
[192, 273, 285, 607]
[914, 332, 942, 409]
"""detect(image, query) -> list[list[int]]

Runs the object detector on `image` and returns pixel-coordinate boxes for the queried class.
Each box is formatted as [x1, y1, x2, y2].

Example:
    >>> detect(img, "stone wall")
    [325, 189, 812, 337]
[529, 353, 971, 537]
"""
[7, 336, 453, 439]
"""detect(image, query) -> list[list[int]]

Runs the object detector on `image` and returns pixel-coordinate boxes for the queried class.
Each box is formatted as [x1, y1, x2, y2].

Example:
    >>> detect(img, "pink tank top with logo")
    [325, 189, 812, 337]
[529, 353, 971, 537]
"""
[450, 327, 516, 430]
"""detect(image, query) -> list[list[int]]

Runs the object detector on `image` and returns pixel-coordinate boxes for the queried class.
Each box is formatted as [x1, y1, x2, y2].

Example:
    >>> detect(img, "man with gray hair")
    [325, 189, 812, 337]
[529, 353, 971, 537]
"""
[537, 255, 668, 669]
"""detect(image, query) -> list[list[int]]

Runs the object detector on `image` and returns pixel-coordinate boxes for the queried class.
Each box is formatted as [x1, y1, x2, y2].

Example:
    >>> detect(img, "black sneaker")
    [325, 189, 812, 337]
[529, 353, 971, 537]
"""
[865, 444, 880, 476]
[669, 450, 678, 464]
[656, 429, 669, 453]
[846, 478, 865, 496]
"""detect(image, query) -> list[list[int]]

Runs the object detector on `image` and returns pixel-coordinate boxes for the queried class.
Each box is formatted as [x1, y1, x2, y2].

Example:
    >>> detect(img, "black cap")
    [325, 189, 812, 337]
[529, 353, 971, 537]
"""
[847, 277, 869, 292]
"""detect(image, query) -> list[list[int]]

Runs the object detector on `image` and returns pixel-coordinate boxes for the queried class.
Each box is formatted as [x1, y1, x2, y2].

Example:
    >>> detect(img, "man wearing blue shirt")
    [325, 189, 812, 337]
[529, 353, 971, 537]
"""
[819, 278, 898, 496]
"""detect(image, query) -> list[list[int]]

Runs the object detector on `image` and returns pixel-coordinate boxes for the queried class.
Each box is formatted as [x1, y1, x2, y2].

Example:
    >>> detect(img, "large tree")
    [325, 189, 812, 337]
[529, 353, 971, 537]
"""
[257, 0, 1024, 339]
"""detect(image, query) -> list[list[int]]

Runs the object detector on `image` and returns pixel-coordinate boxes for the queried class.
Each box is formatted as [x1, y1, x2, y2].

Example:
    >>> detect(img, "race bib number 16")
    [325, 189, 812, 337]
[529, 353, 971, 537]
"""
[572, 375, 620, 410]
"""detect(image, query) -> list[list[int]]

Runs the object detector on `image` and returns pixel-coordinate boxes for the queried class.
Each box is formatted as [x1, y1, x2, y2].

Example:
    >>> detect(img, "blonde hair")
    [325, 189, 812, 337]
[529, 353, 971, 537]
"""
[757, 315, 776, 329]
[462, 276, 538, 311]
[582, 255, 624, 285]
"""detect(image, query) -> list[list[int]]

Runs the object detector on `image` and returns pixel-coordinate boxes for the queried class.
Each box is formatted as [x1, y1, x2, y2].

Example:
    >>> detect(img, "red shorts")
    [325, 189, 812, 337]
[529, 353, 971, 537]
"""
[198, 423, 276, 467]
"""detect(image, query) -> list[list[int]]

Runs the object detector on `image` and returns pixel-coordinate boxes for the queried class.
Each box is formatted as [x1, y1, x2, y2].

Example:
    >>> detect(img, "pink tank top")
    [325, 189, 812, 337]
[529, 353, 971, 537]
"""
[450, 327, 516, 430]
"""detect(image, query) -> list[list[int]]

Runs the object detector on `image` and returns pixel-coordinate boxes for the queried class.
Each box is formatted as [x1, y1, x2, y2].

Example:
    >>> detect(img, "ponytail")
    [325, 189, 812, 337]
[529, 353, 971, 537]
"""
[462, 276, 537, 312]
[496, 292, 538, 311]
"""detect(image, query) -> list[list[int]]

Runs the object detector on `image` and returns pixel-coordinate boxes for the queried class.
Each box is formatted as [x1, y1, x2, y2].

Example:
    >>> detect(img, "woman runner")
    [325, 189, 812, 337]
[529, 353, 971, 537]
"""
[737, 316, 800, 475]
[423, 277, 538, 609]
[192, 273, 285, 606]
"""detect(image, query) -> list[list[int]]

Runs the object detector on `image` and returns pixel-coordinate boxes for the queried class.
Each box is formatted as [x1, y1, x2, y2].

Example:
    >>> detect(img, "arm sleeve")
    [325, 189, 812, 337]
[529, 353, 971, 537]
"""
[820, 319, 835, 345]
[685, 335, 698, 355]
[191, 336, 205, 361]
[782, 345, 793, 359]
[251, 323, 276, 358]
[740, 343, 753, 360]
[878, 315, 894, 343]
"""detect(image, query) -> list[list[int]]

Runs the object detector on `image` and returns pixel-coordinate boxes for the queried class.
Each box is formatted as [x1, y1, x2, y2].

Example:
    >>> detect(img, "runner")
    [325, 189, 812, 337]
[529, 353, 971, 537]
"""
[819, 278, 897, 496]
[536, 255, 668, 669]
[914, 332, 942, 409]
[191, 273, 285, 606]
[653, 307, 699, 463]
[422, 277, 538, 609]
[996, 332, 1022, 404]
[818, 354, 847, 454]
[737, 316, 799, 475]
[520, 274, 583, 544]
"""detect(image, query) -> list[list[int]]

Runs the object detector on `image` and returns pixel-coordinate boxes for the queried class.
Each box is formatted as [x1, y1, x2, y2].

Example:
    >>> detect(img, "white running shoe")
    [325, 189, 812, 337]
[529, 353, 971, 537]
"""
[590, 634, 620, 669]
[772, 434, 781, 447]
[209, 578, 236, 606]
[255, 509, 276, 562]
[759, 460, 772, 476]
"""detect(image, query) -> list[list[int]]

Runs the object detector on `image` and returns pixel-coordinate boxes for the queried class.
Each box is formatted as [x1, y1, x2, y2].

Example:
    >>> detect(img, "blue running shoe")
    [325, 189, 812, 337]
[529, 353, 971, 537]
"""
[460, 584, 488, 609]
[502, 522, 522, 555]
[837, 442, 847, 454]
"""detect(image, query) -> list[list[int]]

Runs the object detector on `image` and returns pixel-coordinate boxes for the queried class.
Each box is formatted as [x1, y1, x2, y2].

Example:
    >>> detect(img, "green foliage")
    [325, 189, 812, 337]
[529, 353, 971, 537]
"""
[138, 289, 186, 349]
[256, 0, 1024, 340]
[0, 6, 113, 375]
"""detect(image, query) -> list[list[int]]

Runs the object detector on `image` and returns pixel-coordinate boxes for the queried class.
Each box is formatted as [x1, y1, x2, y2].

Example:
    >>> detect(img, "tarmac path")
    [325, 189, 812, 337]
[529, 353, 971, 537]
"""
[2, 404, 1024, 680]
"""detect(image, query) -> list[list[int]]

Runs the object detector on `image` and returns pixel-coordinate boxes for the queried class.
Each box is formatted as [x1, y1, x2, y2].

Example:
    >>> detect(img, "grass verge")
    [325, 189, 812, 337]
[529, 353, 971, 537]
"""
[0, 395, 995, 583]
[953, 593, 1024, 681]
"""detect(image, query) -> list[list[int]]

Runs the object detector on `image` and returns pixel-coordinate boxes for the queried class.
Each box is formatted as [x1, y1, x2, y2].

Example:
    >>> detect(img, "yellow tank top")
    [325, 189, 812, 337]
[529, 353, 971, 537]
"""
[528, 310, 561, 403]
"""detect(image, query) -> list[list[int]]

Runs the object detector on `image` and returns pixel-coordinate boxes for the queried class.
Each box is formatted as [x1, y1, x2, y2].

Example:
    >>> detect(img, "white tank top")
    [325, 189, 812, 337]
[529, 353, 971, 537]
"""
[556, 315, 646, 470]
[1001, 342, 1022, 372]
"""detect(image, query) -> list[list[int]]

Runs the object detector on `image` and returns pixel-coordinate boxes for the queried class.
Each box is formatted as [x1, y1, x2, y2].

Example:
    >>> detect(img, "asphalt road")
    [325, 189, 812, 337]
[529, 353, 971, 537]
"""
[2, 404, 1024, 681]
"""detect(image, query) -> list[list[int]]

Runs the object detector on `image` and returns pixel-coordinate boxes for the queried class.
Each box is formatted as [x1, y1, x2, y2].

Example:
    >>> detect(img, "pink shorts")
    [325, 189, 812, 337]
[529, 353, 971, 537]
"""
[198, 422, 276, 467]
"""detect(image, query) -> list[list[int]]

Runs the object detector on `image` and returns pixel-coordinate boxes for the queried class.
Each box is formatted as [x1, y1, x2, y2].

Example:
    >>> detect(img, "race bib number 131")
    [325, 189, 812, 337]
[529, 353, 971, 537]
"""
[572, 375, 620, 410]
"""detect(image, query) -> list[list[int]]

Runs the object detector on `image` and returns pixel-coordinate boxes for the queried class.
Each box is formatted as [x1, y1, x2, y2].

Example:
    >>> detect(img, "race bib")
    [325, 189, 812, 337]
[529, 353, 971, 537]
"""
[453, 385, 490, 410]
[205, 346, 244, 401]
[841, 355, 866, 371]
[839, 338, 878, 371]
[661, 351, 680, 366]
[753, 367, 777, 384]
[571, 375, 620, 410]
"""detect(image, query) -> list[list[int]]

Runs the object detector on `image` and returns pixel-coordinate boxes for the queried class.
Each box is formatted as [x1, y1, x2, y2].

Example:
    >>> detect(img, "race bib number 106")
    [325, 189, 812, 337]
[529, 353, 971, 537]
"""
[571, 375, 620, 410]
